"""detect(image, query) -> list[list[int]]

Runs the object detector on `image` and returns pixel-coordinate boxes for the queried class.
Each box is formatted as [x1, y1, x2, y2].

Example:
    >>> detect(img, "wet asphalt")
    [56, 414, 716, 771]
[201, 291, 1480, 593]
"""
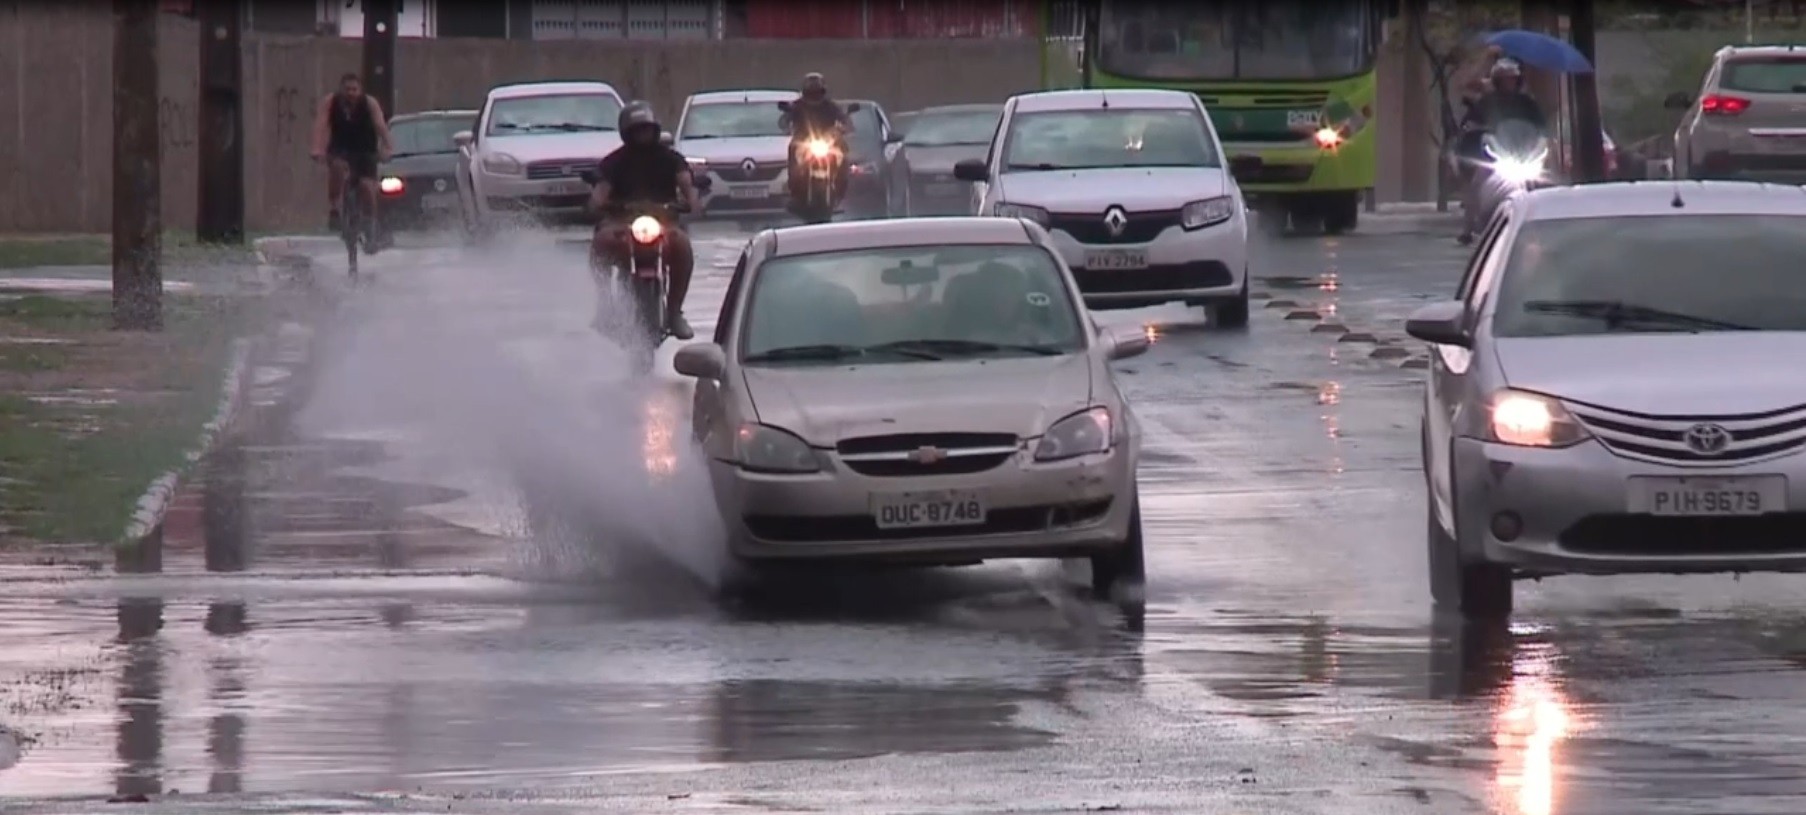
[6, 220, 1806, 815]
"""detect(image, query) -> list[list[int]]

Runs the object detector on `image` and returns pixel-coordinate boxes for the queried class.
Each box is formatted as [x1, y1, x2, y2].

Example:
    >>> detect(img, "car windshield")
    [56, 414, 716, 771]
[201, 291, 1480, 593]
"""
[680, 101, 787, 139]
[1097, 0, 1374, 81]
[741, 244, 1085, 365]
[485, 93, 620, 136]
[1491, 215, 1806, 337]
[1002, 108, 1218, 171]
[389, 116, 471, 157]
[905, 110, 1001, 146]
[847, 105, 884, 157]
[1721, 57, 1806, 94]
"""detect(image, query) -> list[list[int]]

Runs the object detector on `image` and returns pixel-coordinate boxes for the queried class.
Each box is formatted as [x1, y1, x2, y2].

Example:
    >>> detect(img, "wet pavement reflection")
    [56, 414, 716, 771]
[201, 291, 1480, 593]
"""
[6, 228, 1806, 813]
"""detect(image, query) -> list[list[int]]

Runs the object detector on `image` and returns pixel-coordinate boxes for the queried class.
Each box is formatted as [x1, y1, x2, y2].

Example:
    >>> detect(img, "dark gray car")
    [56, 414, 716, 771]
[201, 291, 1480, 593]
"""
[378, 109, 477, 230]
[885, 103, 1003, 216]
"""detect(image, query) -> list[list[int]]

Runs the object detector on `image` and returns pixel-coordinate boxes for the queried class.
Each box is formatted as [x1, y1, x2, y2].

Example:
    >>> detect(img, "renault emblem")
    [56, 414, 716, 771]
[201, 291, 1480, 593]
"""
[907, 446, 947, 465]
[741, 157, 758, 176]
[433, 178, 447, 192]
[1682, 423, 1732, 456]
[1103, 206, 1128, 238]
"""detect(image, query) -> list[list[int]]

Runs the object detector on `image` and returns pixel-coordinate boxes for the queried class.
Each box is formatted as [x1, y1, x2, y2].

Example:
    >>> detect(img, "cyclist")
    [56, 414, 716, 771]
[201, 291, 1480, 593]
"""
[310, 72, 394, 243]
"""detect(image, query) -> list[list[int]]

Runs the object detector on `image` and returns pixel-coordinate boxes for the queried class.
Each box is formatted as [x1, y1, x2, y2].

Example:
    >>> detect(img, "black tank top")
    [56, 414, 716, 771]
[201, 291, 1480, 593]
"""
[329, 95, 378, 153]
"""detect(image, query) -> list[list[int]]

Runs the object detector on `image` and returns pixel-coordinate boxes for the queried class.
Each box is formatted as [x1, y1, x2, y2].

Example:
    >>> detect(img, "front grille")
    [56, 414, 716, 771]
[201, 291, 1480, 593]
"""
[744, 499, 1113, 543]
[1072, 261, 1233, 294]
[709, 161, 786, 182]
[1561, 513, 1806, 556]
[1047, 209, 1182, 245]
[1237, 163, 1315, 185]
[1566, 400, 1806, 464]
[836, 432, 1019, 477]
[838, 433, 1017, 455]
[525, 159, 595, 181]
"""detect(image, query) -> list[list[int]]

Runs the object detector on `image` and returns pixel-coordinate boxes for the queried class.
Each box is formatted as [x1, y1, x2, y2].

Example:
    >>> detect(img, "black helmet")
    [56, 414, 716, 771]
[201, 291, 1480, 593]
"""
[801, 72, 826, 99]
[617, 101, 659, 137]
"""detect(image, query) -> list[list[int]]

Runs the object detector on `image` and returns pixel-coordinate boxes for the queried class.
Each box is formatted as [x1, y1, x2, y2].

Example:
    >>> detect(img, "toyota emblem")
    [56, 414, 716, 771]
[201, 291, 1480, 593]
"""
[433, 178, 448, 192]
[907, 446, 947, 465]
[1102, 206, 1128, 238]
[741, 157, 758, 175]
[1682, 423, 1732, 456]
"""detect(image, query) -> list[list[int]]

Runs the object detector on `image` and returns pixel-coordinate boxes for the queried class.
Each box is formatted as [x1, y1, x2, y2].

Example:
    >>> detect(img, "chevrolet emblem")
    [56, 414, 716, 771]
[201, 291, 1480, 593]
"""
[907, 446, 947, 464]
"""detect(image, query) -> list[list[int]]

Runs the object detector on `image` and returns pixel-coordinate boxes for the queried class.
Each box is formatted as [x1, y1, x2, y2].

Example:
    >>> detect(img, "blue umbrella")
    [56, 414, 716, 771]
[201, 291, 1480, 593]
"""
[1484, 29, 1594, 74]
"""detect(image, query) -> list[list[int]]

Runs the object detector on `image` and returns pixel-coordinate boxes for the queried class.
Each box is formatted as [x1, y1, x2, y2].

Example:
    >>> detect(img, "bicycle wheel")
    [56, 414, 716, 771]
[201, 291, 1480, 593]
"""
[341, 188, 360, 276]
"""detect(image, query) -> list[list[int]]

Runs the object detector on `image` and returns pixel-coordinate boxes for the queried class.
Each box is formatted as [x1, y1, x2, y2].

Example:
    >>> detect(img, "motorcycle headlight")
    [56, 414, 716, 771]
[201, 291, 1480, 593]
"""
[1492, 156, 1544, 186]
[1181, 196, 1235, 229]
[1485, 390, 1588, 448]
[993, 202, 1049, 225]
[1034, 407, 1112, 461]
[630, 215, 663, 244]
[735, 424, 821, 473]
[481, 153, 523, 175]
[805, 139, 833, 159]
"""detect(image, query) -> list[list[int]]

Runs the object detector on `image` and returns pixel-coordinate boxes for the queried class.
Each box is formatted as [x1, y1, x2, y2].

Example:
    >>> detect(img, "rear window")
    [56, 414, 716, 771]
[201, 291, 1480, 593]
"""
[1720, 58, 1806, 94]
[1491, 215, 1806, 337]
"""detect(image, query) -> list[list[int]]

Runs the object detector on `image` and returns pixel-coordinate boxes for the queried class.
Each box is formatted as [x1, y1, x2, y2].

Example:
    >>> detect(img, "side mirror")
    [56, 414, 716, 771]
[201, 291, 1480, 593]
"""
[1228, 154, 1262, 181]
[673, 343, 727, 379]
[659, 130, 674, 146]
[1104, 329, 1150, 361]
[776, 101, 793, 113]
[884, 131, 903, 144]
[845, 102, 863, 114]
[578, 169, 599, 185]
[952, 158, 988, 182]
[1663, 91, 1692, 110]
[453, 130, 474, 148]
[1404, 301, 1472, 348]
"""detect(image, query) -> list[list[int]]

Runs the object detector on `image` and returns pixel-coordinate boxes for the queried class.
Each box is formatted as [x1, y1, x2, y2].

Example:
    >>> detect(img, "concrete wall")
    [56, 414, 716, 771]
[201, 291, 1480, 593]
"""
[0, 6, 1044, 233]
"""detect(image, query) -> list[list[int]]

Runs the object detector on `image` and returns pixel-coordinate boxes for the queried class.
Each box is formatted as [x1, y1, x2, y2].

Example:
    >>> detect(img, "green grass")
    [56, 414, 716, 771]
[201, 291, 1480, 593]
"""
[0, 232, 264, 269]
[0, 293, 247, 545]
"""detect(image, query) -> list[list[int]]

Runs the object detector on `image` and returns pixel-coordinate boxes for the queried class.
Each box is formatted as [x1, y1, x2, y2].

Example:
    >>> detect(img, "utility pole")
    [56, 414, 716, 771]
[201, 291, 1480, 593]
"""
[361, 0, 399, 118]
[196, 0, 245, 244]
[112, 0, 162, 331]
[1569, 0, 1607, 182]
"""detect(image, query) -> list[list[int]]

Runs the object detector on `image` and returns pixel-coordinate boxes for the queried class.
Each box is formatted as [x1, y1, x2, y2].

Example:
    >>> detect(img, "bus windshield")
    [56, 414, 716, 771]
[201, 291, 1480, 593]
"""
[1097, 0, 1374, 82]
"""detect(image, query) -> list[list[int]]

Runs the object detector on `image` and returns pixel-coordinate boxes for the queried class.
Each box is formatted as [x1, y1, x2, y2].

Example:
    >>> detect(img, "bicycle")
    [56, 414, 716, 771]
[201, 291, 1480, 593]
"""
[327, 155, 381, 281]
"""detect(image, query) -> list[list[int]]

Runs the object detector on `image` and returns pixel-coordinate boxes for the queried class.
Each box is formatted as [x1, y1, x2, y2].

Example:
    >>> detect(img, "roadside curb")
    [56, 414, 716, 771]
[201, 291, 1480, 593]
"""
[116, 238, 334, 563]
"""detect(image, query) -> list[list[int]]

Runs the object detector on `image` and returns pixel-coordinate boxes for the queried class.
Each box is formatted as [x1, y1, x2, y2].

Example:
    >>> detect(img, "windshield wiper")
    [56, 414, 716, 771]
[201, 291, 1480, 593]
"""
[1005, 162, 1067, 171]
[388, 149, 455, 159]
[742, 343, 941, 364]
[872, 338, 1065, 357]
[1522, 299, 1758, 332]
[543, 123, 613, 132]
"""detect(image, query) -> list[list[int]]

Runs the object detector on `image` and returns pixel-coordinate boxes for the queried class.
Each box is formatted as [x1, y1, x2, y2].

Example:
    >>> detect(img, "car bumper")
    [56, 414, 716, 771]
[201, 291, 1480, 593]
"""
[902, 175, 973, 215]
[709, 446, 1137, 563]
[1687, 148, 1806, 184]
[476, 173, 593, 216]
[378, 191, 460, 228]
[1451, 436, 1806, 575]
[694, 164, 790, 217]
[1044, 217, 1250, 307]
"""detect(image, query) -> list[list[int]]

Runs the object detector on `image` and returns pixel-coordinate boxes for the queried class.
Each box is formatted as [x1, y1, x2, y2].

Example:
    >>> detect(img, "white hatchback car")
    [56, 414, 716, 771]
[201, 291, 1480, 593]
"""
[672, 217, 1151, 616]
[1410, 181, 1806, 618]
[956, 89, 1252, 326]
[453, 81, 625, 236]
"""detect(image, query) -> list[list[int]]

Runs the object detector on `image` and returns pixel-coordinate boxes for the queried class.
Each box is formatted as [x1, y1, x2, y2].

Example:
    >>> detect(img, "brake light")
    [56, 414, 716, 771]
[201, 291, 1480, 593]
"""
[378, 176, 405, 196]
[1701, 94, 1750, 115]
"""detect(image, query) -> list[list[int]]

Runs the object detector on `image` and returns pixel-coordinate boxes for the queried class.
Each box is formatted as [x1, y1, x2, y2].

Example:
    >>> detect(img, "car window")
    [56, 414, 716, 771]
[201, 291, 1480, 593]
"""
[1455, 216, 1509, 301]
[1720, 58, 1806, 94]
[905, 110, 1004, 146]
[1002, 108, 1219, 170]
[681, 102, 786, 139]
[1463, 216, 1514, 322]
[848, 105, 884, 155]
[389, 117, 470, 157]
[740, 244, 1084, 364]
[485, 94, 620, 136]
[1492, 214, 1806, 337]
[716, 248, 751, 345]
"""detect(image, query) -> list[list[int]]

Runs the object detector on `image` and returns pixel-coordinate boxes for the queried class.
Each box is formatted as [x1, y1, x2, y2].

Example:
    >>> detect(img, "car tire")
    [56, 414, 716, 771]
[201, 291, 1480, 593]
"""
[1323, 193, 1359, 235]
[1426, 498, 1513, 619]
[1090, 491, 1147, 624]
[1208, 274, 1251, 329]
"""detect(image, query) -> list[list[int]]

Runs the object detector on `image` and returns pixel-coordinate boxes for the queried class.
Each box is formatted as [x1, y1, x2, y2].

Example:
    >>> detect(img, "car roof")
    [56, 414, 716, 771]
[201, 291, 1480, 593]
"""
[1010, 88, 1197, 113]
[488, 81, 620, 100]
[689, 89, 792, 104]
[1518, 181, 1806, 221]
[765, 217, 1036, 257]
[916, 103, 1003, 116]
[392, 109, 477, 122]
[1717, 44, 1806, 60]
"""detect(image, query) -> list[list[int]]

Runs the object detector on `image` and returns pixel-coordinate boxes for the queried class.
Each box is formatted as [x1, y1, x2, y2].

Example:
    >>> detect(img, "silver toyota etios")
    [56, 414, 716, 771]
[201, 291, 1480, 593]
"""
[1409, 181, 1806, 618]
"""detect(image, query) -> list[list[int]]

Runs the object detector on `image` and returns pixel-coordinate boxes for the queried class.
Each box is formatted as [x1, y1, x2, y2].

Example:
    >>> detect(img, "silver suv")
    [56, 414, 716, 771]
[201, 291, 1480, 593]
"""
[1668, 45, 1806, 183]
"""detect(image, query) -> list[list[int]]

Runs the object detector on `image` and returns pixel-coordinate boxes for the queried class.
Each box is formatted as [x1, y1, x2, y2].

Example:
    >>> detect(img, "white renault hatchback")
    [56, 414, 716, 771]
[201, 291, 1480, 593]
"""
[955, 89, 1251, 326]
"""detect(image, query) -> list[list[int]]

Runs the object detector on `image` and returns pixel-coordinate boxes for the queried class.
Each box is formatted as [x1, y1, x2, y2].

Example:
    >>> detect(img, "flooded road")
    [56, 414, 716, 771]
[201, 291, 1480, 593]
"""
[5, 224, 1806, 814]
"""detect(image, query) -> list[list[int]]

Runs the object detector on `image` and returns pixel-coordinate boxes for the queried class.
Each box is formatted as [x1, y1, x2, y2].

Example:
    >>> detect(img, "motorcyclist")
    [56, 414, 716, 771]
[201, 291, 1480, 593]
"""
[588, 102, 701, 340]
[779, 73, 855, 213]
[1457, 57, 1547, 244]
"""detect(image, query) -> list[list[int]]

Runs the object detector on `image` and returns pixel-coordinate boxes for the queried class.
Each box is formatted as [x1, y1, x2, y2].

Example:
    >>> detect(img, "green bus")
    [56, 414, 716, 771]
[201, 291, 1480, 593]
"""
[1046, 1, 1395, 234]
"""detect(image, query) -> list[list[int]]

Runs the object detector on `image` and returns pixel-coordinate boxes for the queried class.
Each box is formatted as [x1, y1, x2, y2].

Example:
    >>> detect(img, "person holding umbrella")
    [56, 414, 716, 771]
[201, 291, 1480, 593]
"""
[1455, 57, 1547, 244]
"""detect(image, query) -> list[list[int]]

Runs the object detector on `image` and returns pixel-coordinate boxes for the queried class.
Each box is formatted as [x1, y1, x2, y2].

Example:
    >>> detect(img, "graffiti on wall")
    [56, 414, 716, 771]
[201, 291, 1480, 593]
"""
[272, 85, 304, 146]
[159, 95, 196, 150]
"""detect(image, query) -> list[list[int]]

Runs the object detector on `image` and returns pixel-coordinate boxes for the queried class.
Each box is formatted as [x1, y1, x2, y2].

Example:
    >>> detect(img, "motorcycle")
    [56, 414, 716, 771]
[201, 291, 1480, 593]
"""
[1470, 119, 1553, 226]
[777, 100, 861, 225]
[580, 170, 696, 371]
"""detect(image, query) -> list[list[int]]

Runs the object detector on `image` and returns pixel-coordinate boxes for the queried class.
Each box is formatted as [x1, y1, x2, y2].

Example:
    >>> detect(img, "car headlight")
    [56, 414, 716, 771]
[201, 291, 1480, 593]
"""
[1034, 407, 1112, 461]
[481, 153, 523, 175]
[993, 202, 1049, 225]
[1181, 196, 1236, 229]
[735, 423, 820, 473]
[685, 155, 708, 169]
[1486, 390, 1588, 448]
